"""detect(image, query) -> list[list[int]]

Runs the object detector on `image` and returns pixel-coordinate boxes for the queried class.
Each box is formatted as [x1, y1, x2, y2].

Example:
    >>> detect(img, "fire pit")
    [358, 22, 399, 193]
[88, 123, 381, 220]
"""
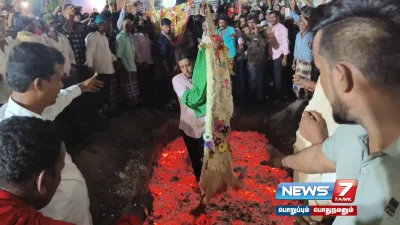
[146, 131, 299, 224]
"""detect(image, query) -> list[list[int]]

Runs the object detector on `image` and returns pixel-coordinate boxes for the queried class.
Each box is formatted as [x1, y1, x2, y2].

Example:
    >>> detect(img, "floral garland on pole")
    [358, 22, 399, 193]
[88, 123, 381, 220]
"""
[192, 7, 243, 214]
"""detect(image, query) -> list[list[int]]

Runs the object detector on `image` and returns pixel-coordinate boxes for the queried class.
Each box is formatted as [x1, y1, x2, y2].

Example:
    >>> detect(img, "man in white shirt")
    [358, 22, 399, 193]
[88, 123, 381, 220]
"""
[42, 13, 76, 80]
[172, 51, 205, 182]
[0, 42, 103, 225]
[86, 15, 117, 115]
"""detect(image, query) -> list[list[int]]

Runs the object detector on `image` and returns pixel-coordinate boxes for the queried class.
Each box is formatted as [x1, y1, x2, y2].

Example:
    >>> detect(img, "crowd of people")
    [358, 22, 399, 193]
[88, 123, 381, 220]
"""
[0, 0, 399, 224]
[179, 0, 326, 103]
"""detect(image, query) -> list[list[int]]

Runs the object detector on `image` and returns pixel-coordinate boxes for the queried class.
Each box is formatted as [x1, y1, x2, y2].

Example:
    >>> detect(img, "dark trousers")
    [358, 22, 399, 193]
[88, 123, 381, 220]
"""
[72, 66, 98, 118]
[181, 130, 204, 181]
[247, 65, 264, 100]
[268, 55, 284, 98]
[137, 64, 155, 106]
[233, 59, 248, 100]
[55, 66, 88, 149]
[153, 62, 175, 106]
[96, 73, 111, 108]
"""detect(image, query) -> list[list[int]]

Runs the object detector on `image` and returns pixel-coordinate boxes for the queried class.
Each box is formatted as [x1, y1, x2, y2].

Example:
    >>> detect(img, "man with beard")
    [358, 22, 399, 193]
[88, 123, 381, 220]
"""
[267, 10, 289, 100]
[263, 0, 400, 224]
[217, 14, 236, 59]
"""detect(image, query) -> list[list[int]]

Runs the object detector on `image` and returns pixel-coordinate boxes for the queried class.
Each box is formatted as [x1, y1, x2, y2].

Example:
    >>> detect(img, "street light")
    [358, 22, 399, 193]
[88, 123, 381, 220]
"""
[162, 0, 176, 8]
[21, 1, 28, 8]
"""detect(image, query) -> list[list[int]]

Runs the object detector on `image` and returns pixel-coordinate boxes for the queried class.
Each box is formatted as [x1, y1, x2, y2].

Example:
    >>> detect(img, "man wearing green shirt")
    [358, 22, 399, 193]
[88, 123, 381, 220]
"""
[263, 0, 400, 224]
[116, 19, 142, 107]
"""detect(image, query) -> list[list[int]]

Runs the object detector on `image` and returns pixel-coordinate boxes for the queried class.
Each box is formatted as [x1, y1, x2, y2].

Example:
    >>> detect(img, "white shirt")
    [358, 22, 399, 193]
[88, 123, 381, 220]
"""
[85, 31, 116, 74]
[43, 33, 76, 76]
[15, 31, 47, 45]
[0, 85, 93, 225]
[172, 73, 205, 139]
[133, 32, 153, 65]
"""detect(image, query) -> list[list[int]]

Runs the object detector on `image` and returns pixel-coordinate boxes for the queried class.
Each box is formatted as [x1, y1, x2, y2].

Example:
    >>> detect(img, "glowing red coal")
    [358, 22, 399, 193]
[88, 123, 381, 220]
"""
[146, 131, 299, 225]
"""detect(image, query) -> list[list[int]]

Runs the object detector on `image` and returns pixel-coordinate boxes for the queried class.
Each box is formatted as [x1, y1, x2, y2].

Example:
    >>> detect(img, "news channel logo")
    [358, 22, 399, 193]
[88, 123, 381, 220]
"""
[275, 180, 357, 203]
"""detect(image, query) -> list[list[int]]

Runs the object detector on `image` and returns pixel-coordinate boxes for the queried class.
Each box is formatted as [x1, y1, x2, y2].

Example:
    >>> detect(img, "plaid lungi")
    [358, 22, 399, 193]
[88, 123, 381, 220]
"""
[295, 60, 312, 79]
[293, 60, 313, 93]
[109, 75, 124, 106]
[123, 71, 142, 107]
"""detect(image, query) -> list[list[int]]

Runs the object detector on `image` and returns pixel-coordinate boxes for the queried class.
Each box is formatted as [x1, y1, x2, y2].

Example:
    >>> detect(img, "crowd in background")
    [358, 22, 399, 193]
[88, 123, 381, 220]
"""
[0, 0, 400, 225]
[0, 0, 324, 149]
[182, 0, 325, 103]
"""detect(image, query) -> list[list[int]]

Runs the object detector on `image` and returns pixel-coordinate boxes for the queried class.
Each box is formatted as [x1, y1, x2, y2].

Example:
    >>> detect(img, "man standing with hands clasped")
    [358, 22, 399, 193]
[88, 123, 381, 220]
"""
[263, 0, 400, 224]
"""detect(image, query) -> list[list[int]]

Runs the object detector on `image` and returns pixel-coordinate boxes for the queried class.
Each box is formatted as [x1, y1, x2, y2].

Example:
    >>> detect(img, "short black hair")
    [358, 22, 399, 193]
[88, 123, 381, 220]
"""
[313, 0, 400, 91]
[90, 12, 99, 19]
[239, 15, 246, 20]
[269, 10, 280, 17]
[0, 117, 62, 187]
[21, 16, 33, 26]
[161, 18, 171, 26]
[6, 43, 65, 93]
[218, 14, 230, 23]
[176, 48, 190, 62]
[125, 12, 135, 21]
[308, 1, 334, 31]
[62, 4, 73, 13]
[301, 6, 313, 18]
[247, 13, 258, 23]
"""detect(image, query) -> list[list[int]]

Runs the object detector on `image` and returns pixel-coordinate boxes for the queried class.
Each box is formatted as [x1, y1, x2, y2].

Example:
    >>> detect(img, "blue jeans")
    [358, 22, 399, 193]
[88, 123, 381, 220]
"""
[268, 55, 284, 98]
[247, 65, 263, 100]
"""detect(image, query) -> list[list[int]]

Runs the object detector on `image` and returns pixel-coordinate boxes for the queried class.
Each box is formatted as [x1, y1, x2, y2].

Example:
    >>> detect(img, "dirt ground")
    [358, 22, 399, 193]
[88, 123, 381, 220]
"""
[69, 100, 308, 225]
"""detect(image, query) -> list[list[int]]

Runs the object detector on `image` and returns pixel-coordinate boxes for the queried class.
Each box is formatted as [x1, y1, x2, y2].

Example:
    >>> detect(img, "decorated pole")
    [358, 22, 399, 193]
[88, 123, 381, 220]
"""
[187, 2, 244, 215]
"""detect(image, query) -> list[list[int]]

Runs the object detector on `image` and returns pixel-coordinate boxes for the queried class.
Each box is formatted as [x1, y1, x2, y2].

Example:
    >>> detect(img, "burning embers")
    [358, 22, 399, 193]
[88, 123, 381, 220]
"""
[146, 131, 299, 224]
